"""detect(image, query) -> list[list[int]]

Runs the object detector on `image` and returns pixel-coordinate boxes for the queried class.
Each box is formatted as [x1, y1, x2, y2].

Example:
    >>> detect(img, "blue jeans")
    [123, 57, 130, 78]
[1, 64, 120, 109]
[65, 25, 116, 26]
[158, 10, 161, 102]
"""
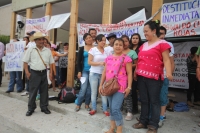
[89, 72, 108, 112]
[77, 71, 91, 106]
[138, 76, 162, 129]
[107, 92, 124, 126]
[8, 71, 23, 91]
[160, 78, 169, 106]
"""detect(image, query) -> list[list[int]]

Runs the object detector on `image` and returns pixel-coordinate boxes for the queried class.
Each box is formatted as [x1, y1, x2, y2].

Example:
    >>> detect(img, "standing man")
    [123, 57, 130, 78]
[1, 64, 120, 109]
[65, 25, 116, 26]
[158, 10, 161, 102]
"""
[158, 26, 175, 127]
[105, 33, 116, 55]
[0, 42, 4, 87]
[88, 28, 97, 46]
[23, 32, 54, 116]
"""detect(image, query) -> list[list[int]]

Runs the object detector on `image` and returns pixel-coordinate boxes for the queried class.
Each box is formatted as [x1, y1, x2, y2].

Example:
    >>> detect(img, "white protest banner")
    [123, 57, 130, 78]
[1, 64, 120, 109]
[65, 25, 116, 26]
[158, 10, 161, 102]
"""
[4, 41, 26, 71]
[25, 16, 50, 35]
[77, 9, 146, 46]
[169, 41, 200, 89]
[161, 0, 200, 37]
[46, 13, 71, 31]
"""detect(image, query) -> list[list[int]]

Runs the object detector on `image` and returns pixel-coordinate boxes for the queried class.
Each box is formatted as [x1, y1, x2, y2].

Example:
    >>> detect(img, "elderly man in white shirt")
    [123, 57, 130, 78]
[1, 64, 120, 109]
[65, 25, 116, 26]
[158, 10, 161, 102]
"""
[23, 32, 54, 116]
[0, 42, 4, 87]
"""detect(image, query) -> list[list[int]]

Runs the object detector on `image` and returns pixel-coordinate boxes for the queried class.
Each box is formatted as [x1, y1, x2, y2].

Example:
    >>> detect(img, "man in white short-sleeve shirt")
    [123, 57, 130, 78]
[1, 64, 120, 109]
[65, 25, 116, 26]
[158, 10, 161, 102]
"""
[23, 32, 54, 116]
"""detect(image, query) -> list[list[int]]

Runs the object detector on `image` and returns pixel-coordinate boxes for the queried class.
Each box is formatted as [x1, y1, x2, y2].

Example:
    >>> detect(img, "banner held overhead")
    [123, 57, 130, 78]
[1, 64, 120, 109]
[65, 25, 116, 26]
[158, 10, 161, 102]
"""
[77, 9, 146, 46]
[25, 16, 50, 35]
[46, 13, 71, 31]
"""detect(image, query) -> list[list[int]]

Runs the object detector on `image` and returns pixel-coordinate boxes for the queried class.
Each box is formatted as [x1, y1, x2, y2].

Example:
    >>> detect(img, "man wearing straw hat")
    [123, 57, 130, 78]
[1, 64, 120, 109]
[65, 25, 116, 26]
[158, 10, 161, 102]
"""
[23, 32, 54, 116]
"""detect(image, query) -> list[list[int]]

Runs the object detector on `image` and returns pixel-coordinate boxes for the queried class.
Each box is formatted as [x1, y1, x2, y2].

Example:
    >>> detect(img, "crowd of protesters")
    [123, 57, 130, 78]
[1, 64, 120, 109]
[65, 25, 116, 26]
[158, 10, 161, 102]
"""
[1, 20, 200, 133]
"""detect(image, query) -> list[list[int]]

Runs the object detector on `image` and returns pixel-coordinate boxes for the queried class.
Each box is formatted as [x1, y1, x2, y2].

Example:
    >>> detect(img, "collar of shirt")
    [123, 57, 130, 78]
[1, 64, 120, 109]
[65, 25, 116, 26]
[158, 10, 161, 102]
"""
[33, 46, 49, 52]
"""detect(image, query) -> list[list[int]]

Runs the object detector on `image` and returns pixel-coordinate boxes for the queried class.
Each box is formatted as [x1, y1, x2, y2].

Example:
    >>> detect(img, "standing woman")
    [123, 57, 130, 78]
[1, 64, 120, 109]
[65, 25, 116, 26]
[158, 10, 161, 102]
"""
[50, 44, 67, 92]
[129, 33, 143, 114]
[75, 33, 93, 111]
[88, 34, 109, 116]
[58, 43, 69, 87]
[99, 38, 132, 133]
[121, 35, 138, 121]
[132, 21, 173, 133]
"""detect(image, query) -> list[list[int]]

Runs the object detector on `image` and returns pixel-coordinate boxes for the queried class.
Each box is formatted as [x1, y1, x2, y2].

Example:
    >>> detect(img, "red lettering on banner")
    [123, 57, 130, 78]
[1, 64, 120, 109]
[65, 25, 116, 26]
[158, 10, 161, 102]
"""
[6, 44, 14, 53]
[174, 29, 196, 36]
[174, 53, 190, 58]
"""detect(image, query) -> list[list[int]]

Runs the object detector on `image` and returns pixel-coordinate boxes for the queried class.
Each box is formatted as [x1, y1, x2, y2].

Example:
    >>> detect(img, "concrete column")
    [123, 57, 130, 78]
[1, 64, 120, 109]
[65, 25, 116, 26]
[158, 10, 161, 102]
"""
[102, 0, 113, 24]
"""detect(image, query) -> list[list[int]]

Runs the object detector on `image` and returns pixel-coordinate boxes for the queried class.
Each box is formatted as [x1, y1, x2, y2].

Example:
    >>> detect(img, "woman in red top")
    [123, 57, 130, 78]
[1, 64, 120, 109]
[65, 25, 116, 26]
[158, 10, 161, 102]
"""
[132, 21, 173, 133]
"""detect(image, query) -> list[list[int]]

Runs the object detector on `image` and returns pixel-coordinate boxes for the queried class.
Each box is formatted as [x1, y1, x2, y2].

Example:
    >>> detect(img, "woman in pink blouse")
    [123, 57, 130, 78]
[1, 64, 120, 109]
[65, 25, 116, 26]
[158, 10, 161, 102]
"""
[99, 38, 132, 133]
[132, 21, 173, 133]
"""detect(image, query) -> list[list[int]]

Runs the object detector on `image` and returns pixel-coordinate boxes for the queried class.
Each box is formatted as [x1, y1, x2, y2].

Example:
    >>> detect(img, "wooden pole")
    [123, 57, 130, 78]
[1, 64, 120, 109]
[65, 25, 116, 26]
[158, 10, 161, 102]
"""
[52, 29, 57, 44]
[67, 0, 79, 87]
[102, 0, 113, 24]
[10, 12, 16, 40]
[26, 8, 32, 19]
[45, 3, 52, 16]
[45, 3, 52, 40]
[151, 0, 163, 20]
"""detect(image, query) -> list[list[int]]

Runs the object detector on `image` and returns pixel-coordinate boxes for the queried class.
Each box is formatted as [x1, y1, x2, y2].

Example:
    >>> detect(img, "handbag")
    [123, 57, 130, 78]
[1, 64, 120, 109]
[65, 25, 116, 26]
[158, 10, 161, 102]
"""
[101, 56, 125, 96]
[35, 48, 47, 69]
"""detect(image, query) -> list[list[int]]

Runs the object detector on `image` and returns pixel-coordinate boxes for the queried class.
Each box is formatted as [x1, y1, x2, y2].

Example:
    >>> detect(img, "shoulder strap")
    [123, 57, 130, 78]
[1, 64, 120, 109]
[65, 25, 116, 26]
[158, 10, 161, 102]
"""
[35, 48, 47, 68]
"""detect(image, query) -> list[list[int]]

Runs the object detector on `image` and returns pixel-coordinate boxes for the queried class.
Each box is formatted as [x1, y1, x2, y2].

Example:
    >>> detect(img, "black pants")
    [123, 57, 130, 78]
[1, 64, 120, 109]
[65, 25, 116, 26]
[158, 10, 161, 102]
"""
[187, 74, 200, 102]
[0, 59, 2, 85]
[132, 80, 138, 113]
[138, 76, 162, 129]
[60, 68, 67, 84]
[28, 69, 48, 111]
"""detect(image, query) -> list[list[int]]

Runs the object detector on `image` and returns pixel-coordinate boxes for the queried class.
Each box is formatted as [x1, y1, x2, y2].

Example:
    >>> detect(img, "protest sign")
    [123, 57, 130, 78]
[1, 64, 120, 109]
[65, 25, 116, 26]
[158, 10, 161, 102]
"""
[46, 13, 71, 31]
[169, 41, 200, 89]
[77, 9, 146, 46]
[25, 16, 50, 35]
[161, 0, 200, 37]
[4, 41, 26, 71]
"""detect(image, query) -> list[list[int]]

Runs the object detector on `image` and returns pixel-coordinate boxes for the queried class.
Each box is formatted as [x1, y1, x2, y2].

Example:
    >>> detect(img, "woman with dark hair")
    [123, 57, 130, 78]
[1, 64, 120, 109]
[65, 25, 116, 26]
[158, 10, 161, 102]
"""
[43, 38, 50, 48]
[121, 35, 137, 121]
[132, 21, 172, 133]
[88, 34, 109, 116]
[75, 33, 93, 112]
[99, 38, 132, 133]
[129, 33, 143, 115]
[129, 33, 142, 54]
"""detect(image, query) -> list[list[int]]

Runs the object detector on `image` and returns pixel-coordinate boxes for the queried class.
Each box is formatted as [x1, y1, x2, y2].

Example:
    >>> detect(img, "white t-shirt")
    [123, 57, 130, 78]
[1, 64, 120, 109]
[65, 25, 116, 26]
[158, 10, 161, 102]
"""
[26, 41, 36, 48]
[164, 42, 174, 78]
[104, 46, 114, 56]
[88, 47, 109, 74]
